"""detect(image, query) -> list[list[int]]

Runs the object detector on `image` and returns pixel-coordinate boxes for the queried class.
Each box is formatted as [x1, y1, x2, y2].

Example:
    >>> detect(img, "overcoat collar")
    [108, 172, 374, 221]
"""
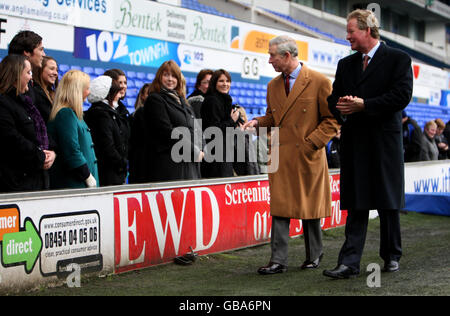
[353, 42, 387, 86]
[272, 63, 311, 124]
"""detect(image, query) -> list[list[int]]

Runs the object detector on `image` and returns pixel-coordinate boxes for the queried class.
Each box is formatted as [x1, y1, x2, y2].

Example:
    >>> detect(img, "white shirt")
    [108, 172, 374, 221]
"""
[285, 62, 302, 92]
[362, 41, 380, 64]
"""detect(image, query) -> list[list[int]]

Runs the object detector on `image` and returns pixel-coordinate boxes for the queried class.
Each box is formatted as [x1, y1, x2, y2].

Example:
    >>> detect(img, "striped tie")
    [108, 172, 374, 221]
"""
[363, 55, 370, 71]
[284, 74, 290, 96]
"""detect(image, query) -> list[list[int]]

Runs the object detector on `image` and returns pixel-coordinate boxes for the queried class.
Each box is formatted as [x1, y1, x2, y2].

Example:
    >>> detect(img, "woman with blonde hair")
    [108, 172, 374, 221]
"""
[47, 70, 99, 189]
[0, 54, 55, 192]
[138, 60, 203, 181]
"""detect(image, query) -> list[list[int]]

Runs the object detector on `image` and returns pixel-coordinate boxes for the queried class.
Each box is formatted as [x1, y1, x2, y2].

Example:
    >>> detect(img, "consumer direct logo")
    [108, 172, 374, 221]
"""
[0, 205, 42, 274]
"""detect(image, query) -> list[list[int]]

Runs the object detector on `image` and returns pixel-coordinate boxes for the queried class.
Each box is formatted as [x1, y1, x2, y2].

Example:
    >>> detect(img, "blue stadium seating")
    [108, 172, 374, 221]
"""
[262, 8, 349, 46]
[53, 60, 450, 125]
[181, 0, 235, 19]
[405, 103, 450, 128]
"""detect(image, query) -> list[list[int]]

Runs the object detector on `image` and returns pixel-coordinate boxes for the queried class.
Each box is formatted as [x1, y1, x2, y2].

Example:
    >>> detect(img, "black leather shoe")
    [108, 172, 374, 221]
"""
[257, 262, 287, 275]
[323, 264, 359, 279]
[301, 253, 323, 270]
[382, 260, 399, 272]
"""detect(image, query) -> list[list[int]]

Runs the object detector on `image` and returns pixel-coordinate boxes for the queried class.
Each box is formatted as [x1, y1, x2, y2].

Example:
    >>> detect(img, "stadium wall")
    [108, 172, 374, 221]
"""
[1, 161, 449, 292]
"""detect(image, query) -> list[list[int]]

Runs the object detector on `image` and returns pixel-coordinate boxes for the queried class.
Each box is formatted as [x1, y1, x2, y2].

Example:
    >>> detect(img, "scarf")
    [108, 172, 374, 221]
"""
[162, 88, 182, 105]
[22, 95, 49, 150]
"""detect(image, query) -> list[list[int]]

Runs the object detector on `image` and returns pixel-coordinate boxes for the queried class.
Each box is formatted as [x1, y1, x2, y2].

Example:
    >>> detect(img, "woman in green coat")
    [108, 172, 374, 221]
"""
[47, 70, 99, 189]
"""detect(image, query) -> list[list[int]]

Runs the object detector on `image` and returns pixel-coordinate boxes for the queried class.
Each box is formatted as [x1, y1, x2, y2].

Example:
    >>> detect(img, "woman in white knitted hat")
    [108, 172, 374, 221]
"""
[84, 75, 130, 186]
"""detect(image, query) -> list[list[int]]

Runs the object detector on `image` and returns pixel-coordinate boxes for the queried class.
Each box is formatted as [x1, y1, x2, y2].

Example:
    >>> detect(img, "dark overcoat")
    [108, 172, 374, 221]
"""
[0, 90, 47, 192]
[32, 83, 53, 123]
[84, 101, 130, 186]
[201, 91, 236, 178]
[143, 91, 201, 182]
[328, 43, 413, 211]
[128, 107, 147, 184]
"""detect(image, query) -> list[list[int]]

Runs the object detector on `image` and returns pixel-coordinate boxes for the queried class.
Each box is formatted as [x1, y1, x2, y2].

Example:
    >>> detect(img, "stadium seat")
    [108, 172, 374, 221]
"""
[59, 64, 70, 74]
[405, 102, 450, 129]
[181, 0, 235, 19]
[83, 66, 94, 75]
[94, 68, 105, 75]
[262, 8, 348, 45]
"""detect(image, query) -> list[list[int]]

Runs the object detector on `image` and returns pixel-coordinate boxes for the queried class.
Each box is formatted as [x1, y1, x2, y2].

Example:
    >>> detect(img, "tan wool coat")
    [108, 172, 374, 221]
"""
[257, 65, 339, 219]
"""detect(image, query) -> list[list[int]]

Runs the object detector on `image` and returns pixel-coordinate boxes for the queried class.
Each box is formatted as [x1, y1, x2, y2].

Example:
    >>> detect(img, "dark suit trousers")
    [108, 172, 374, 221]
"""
[270, 216, 322, 266]
[338, 209, 402, 272]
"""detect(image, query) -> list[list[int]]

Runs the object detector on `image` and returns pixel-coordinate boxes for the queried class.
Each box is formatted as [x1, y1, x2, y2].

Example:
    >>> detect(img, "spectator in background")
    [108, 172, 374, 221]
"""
[104, 69, 131, 119]
[8, 31, 47, 118]
[444, 120, 450, 143]
[47, 70, 98, 189]
[128, 83, 151, 184]
[32, 56, 59, 123]
[435, 118, 449, 159]
[201, 69, 240, 178]
[142, 60, 203, 182]
[232, 105, 260, 175]
[326, 127, 341, 169]
[84, 75, 130, 186]
[8, 30, 45, 70]
[187, 69, 213, 118]
[104, 69, 128, 104]
[8, 31, 58, 158]
[420, 120, 439, 161]
[402, 110, 423, 162]
[134, 83, 151, 111]
[0, 54, 55, 192]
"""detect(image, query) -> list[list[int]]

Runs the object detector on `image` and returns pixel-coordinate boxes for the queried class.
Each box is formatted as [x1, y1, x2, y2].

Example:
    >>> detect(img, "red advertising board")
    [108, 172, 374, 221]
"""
[114, 174, 346, 274]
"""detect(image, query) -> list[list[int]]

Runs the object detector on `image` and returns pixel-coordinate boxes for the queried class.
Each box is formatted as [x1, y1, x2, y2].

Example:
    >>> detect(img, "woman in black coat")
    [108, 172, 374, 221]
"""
[201, 69, 240, 178]
[142, 60, 203, 182]
[32, 56, 59, 123]
[0, 55, 55, 192]
[187, 69, 213, 119]
[84, 75, 130, 186]
[128, 84, 150, 184]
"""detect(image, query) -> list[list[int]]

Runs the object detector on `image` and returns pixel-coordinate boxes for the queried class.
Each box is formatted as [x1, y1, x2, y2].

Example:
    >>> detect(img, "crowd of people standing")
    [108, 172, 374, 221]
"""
[401, 113, 450, 162]
[0, 30, 263, 193]
[0, 29, 448, 194]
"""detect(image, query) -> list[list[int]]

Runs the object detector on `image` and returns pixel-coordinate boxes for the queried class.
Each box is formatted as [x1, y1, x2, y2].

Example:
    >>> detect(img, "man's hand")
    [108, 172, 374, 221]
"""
[336, 96, 365, 115]
[242, 119, 258, 132]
